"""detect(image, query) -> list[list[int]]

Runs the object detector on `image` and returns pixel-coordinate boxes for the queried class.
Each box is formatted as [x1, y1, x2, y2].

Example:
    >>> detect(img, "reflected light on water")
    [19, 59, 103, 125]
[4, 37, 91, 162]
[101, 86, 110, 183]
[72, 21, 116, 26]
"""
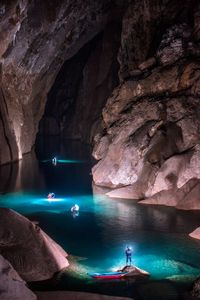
[0, 143, 200, 299]
[41, 159, 85, 164]
[43, 198, 65, 202]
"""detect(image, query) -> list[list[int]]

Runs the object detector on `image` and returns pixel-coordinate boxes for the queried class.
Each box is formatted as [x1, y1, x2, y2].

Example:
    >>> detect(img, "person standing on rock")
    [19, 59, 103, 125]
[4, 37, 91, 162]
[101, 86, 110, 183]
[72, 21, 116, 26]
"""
[125, 246, 132, 266]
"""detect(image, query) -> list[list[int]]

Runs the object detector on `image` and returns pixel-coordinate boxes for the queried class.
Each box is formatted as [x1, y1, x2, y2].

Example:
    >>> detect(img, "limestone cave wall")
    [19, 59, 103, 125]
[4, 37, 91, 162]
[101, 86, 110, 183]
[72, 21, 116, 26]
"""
[92, 0, 200, 209]
[0, 0, 125, 164]
[38, 21, 121, 143]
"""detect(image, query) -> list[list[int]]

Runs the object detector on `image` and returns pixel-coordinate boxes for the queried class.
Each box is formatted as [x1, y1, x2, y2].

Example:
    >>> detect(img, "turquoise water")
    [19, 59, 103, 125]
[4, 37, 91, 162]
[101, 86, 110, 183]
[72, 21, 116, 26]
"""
[0, 140, 200, 299]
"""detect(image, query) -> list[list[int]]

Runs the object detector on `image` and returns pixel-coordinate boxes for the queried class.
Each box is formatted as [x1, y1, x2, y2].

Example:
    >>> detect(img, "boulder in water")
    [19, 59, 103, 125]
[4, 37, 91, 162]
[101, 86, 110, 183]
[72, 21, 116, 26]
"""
[0, 208, 69, 281]
[0, 254, 36, 300]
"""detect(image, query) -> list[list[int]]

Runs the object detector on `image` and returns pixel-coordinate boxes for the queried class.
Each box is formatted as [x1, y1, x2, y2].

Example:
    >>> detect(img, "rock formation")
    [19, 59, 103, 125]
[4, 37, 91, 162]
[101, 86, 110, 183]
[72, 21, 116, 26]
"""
[0, 208, 69, 281]
[39, 21, 121, 143]
[0, 254, 36, 300]
[0, 0, 126, 164]
[92, 0, 200, 209]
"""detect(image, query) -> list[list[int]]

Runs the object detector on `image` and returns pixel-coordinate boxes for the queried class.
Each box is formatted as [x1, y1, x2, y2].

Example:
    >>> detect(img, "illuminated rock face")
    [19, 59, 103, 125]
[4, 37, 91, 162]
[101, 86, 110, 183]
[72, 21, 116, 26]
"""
[0, 254, 36, 300]
[0, 208, 68, 281]
[92, 0, 200, 209]
[0, 0, 122, 164]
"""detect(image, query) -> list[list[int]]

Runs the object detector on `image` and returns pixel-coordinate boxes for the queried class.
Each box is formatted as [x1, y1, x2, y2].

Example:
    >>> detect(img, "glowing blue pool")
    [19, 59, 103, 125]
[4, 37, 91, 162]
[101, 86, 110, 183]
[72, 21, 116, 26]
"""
[0, 140, 200, 299]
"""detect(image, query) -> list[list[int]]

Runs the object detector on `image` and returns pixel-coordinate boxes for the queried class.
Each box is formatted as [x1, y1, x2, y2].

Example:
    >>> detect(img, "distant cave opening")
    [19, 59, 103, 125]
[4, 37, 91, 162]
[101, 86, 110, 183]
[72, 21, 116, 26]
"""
[36, 21, 121, 156]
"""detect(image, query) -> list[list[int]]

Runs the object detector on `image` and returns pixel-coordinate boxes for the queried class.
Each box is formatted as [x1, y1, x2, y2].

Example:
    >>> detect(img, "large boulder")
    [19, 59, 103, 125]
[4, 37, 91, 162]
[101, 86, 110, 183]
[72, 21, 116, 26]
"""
[0, 208, 69, 281]
[0, 254, 36, 300]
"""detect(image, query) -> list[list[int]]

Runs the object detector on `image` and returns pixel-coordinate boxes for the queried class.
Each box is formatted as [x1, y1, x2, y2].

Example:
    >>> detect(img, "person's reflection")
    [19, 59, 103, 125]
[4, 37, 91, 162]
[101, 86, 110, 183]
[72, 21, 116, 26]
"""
[72, 211, 79, 218]
[52, 157, 57, 166]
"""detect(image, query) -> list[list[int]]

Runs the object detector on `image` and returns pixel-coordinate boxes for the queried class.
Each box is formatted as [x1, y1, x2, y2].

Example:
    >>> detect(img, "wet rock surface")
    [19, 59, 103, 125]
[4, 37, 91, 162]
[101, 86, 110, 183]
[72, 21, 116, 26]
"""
[0, 208, 69, 281]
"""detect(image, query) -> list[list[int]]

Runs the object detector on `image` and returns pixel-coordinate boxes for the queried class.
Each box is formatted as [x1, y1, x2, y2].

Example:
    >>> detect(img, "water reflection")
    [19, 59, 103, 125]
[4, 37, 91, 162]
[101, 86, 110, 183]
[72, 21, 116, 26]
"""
[0, 151, 45, 194]
[92, 184, 200, 234]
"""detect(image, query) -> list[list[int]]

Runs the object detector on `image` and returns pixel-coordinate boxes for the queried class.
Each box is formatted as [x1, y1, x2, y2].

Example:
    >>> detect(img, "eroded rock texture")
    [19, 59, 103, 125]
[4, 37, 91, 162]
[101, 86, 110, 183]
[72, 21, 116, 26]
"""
[0, 208, 69, 281]
[92, 0, 200, 209]
[0, 0, 125, 164]
[0, 254, 36, 300]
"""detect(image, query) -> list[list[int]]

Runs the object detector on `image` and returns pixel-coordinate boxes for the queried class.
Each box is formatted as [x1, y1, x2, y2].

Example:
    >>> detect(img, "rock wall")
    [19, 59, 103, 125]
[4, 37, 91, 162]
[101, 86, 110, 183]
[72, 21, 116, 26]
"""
[38, 20, 121, 143]
[0, 0, 125, 164]
[92, 0, 200, 209]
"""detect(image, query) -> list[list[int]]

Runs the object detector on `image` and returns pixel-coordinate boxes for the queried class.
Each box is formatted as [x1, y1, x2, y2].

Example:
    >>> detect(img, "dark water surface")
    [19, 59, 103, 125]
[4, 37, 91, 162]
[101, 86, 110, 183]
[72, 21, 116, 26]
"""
[0, 139, 200, 299]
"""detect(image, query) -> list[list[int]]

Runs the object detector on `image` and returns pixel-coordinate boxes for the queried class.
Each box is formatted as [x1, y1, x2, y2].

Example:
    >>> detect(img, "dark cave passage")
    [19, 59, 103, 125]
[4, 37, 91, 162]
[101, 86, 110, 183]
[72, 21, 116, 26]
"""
[37, 20, 121, 145]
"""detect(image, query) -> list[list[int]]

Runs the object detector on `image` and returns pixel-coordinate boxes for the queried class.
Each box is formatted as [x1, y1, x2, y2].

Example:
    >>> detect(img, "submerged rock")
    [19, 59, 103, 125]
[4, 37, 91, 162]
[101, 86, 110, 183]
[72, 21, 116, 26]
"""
[0, 254, 36, 300]
[0, 208, 69, 281]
